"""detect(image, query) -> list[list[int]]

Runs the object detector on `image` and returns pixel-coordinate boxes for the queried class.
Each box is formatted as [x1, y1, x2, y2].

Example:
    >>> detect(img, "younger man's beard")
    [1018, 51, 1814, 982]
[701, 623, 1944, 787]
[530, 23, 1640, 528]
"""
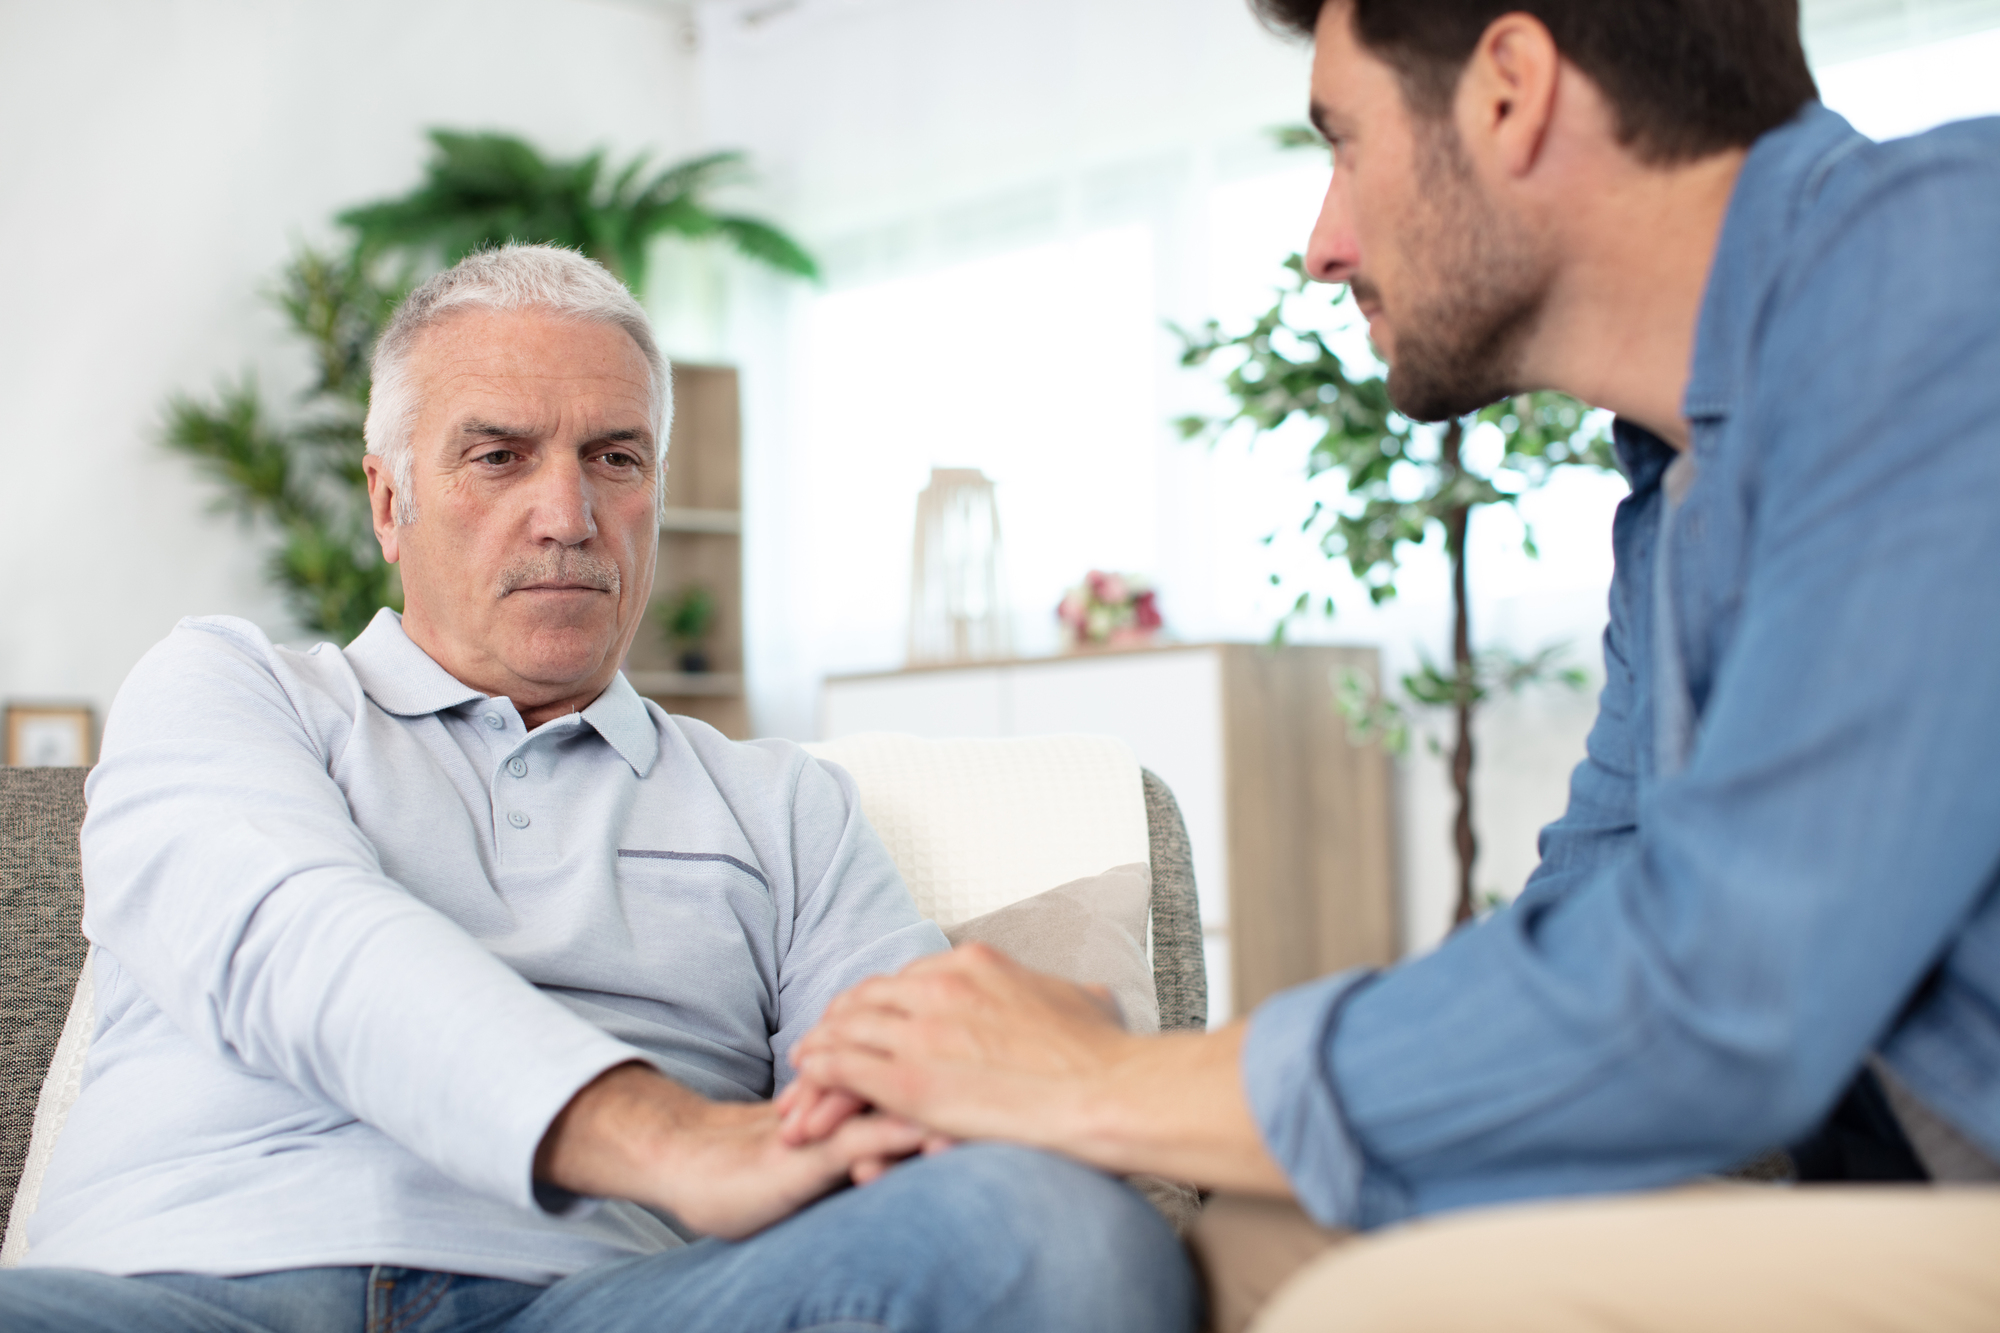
[1378, 119, 1548, 423]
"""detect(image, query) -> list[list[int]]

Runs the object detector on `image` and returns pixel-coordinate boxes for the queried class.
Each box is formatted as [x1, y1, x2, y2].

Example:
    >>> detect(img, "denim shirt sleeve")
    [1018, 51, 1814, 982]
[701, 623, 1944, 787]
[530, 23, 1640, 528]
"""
[1241, 970, 1379, 1224]
[1241, 123, 2000, 1230]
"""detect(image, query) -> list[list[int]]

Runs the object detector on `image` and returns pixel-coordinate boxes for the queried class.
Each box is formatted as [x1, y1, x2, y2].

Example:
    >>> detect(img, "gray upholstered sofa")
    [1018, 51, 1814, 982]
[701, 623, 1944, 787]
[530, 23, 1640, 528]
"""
[0, 761, 1208, 1235]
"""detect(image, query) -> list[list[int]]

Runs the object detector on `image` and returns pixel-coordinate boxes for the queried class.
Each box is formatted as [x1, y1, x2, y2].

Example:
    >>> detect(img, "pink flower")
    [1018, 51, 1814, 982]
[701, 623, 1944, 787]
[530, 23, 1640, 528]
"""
[1132, 590, 1162, 630]
[1056, 591, 1089, 626]
[1097, 573, 1130, 605]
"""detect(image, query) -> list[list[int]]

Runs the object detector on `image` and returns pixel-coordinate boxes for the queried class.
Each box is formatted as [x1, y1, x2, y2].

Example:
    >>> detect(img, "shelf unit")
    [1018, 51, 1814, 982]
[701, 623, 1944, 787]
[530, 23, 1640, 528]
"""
[624, 364, 751, 739]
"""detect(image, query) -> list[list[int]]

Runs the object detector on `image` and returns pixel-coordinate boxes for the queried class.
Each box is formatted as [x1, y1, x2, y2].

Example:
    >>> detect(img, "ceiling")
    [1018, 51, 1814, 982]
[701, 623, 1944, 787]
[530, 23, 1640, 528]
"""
[608, 0, 2000, 67]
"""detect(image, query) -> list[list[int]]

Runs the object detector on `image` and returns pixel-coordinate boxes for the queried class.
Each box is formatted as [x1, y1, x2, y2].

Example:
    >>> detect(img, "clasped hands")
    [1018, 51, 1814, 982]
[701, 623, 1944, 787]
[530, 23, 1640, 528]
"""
[536, 944, 1138, 1241]
[777, 941, 1136, 1162]
[782, 942, 1290, 1200]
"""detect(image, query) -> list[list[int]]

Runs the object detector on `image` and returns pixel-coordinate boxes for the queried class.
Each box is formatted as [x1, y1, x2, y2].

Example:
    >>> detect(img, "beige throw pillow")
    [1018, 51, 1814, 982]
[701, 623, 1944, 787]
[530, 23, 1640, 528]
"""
[943, 862, 1158, 1035]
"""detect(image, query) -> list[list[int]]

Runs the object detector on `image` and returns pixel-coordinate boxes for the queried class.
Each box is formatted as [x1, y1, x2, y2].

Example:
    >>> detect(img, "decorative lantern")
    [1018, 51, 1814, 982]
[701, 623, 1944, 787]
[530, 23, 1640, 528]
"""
[907, 468, 1011, 665]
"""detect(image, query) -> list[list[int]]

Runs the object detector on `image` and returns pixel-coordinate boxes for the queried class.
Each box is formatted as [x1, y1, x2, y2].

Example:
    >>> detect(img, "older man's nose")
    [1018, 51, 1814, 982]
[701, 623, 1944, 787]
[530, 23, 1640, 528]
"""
[1305, 174, 1360, 286]
[530, 456, 597, 546]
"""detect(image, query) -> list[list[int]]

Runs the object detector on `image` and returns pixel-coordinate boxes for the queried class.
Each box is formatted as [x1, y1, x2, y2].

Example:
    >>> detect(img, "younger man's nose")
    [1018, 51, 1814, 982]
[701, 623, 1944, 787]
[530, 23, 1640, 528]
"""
[1305, 176, 1361, 286]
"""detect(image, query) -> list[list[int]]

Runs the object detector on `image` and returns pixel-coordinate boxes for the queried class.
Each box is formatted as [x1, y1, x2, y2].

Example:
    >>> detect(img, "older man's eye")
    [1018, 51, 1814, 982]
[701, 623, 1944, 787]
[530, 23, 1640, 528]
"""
[598, 450, 640, 468]
[475, 449, 517, 466]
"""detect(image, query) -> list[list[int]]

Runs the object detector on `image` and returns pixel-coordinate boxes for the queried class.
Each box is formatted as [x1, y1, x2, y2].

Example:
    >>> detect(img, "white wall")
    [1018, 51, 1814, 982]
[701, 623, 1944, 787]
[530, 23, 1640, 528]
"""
[0, 0, 702, 737]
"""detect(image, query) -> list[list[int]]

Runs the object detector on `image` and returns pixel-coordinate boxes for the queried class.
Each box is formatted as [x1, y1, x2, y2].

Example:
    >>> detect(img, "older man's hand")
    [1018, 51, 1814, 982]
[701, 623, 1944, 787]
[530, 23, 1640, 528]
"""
[787, 943, 1296, 1196]
[535, 1063, 928, 1239]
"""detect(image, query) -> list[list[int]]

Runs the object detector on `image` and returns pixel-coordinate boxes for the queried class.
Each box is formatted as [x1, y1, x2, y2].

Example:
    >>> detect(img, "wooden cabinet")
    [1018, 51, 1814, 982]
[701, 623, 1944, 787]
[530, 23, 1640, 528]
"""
[821, 643, 1398, 1021]
[624, 365, 750, 739]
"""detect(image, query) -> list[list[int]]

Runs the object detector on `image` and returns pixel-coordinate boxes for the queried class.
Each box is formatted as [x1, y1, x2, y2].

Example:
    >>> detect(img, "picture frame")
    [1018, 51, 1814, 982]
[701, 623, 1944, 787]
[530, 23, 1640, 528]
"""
[3, 703, 96, 767]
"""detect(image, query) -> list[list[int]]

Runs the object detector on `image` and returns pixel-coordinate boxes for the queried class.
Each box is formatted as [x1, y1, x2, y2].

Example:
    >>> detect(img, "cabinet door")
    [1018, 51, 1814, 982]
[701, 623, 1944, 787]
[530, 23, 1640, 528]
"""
[1003, 652, 1228, 933]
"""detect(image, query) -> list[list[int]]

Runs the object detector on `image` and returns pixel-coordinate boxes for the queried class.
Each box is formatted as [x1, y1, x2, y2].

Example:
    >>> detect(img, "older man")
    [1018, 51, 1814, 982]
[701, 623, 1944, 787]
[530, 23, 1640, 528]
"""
[787, 2, 2000, 1329]
[0, 245, 1194, 1332]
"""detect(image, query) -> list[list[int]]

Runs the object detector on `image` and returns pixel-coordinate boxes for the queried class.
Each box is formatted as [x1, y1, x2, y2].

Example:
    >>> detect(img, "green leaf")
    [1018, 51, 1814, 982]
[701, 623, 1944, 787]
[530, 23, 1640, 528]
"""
[335, 132, 817, 299]
[713, 215, 821, 280]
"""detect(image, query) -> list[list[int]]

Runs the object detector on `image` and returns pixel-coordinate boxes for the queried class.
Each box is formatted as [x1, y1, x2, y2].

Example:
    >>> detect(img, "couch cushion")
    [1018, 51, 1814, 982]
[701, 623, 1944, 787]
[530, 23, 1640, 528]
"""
[0, 768, 90, 1223]
[946, 863, 1158, 1033]
[802, 733, 1149, 928]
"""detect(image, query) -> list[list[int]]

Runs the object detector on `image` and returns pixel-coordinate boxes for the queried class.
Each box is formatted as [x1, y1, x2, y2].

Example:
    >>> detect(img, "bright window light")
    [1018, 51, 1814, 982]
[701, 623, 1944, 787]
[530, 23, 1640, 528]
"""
[1817, 26, 2000, 137]
[795, 225, 1159, 672]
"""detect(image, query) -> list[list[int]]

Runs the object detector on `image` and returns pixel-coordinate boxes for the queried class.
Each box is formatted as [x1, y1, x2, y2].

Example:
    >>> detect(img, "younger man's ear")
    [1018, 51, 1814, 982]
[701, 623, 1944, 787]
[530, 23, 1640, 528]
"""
[1458, 12, 1562, 178]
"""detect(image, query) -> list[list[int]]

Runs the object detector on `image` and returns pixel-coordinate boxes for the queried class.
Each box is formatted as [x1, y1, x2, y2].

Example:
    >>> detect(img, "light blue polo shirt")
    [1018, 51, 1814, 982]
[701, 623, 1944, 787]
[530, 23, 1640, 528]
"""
[28, 609, 946, 1281]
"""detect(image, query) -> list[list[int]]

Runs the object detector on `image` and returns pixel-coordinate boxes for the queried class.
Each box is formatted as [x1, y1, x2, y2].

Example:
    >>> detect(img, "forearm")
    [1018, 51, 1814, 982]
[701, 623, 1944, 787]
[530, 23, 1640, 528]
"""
[534, 1061, 698, 1211]
[1058, 1024, 1292, 1195]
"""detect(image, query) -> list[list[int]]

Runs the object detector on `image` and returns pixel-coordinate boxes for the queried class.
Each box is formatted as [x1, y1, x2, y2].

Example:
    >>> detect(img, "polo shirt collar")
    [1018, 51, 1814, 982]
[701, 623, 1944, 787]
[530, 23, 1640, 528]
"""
[1682, 102, 1868, 429]
[579, 673, 659, 778]
[346, 609, 486, 717]
[344, 608, 659, 778]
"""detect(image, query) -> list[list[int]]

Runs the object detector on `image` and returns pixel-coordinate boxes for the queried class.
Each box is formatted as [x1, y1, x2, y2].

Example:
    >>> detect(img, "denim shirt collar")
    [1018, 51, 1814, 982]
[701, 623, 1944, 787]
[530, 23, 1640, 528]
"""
[1682, 102, 1870, 428]
[345, 607, 658, 777]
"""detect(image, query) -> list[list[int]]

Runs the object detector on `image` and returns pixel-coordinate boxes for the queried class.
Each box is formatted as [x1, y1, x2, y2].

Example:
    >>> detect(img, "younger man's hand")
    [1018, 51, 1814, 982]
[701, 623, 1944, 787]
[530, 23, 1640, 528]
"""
[773, 1077, 868, 1146]
[788, 942, 1137, 1147]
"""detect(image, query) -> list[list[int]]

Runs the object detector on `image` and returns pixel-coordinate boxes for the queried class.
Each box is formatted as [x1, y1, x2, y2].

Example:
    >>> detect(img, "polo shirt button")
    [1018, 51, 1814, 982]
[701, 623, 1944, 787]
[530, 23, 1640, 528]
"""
[508, 757, 528, 778]
[484, 713, 505, 730]
[507, 810, 530, 829]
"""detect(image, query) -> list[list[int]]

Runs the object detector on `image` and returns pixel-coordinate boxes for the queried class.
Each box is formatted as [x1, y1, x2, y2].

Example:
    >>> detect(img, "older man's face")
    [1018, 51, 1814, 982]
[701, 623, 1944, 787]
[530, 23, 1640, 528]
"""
[365, 307, 659, 722]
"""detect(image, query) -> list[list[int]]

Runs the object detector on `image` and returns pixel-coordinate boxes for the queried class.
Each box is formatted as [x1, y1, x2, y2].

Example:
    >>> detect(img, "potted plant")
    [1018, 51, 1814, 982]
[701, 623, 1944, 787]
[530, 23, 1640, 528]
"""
[659, 586, 718, 673]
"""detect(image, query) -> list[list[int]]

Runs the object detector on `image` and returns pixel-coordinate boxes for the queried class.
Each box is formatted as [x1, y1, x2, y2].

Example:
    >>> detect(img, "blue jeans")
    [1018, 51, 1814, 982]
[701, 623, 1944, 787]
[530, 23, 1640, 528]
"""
[0, 1145, 1196, 1332]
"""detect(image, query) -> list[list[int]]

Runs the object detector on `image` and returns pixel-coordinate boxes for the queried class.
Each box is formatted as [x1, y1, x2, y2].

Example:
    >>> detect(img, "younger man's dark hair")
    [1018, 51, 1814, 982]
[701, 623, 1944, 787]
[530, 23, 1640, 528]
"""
[1253, 0, 1818, 163]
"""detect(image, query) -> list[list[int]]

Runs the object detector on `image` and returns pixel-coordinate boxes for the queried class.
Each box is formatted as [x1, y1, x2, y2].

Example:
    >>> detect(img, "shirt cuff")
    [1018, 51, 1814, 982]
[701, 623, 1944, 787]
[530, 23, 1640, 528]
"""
[1241, 968, 1378, 1228]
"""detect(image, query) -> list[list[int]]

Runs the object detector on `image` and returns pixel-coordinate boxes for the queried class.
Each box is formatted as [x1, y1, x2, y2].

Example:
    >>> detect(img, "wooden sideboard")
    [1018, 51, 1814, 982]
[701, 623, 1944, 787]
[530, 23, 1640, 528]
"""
[822, 643, 1398, 1022]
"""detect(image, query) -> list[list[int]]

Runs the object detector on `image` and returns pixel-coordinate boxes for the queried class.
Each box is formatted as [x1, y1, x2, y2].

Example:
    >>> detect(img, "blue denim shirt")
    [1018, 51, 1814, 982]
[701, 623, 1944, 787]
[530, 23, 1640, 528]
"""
[1243, 104, 2000, 1229]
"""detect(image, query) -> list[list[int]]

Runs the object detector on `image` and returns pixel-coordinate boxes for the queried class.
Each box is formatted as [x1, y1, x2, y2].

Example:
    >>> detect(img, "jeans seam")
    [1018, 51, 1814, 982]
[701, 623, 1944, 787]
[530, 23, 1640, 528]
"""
[372, 1271, 452, 1333]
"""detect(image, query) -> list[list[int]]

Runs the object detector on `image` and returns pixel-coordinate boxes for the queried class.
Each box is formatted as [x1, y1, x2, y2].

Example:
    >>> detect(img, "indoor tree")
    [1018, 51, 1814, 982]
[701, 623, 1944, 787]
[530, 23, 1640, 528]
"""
[1176, 257, 1615, 928]
[163, 130, 817, 643]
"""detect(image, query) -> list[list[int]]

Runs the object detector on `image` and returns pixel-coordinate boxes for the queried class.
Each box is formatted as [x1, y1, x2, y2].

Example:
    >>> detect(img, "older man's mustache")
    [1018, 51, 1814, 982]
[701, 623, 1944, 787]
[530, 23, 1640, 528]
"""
[496, 550, 621, 598]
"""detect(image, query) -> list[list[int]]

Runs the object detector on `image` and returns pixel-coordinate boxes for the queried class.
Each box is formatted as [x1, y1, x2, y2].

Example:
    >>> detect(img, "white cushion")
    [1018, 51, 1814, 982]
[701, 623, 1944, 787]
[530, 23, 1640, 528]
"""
[2, 948, 95, 1267]
[803, 732, 1149, 928]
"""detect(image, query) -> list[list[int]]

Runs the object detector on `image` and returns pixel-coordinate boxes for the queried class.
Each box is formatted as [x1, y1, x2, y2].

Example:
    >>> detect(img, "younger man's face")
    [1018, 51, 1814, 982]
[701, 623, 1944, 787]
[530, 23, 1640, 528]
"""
[1303, 1, 1546, 421]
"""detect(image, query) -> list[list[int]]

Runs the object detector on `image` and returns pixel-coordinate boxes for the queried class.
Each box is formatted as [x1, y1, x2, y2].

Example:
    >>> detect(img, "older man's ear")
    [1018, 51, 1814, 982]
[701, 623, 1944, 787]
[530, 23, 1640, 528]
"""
[361, 454, 403, 565]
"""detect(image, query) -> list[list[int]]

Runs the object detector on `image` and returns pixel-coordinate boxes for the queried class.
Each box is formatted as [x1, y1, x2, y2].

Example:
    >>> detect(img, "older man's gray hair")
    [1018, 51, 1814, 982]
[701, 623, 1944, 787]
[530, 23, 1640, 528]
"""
[363, 243, 672, 525]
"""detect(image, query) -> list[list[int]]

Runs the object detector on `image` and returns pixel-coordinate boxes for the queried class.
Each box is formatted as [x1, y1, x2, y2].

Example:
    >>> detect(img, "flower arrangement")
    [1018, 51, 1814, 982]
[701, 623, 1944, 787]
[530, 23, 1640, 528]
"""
[1056, 571, 1163, 649]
